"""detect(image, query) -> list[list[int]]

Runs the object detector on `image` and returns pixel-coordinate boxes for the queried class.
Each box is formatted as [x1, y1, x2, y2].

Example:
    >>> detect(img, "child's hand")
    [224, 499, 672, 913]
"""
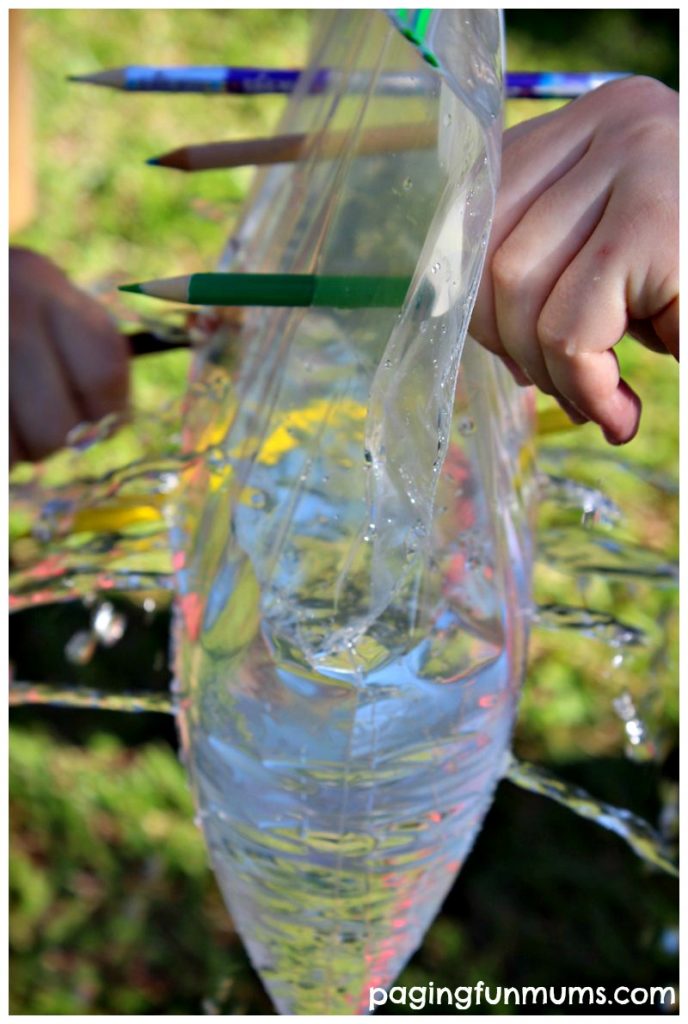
[10, 248, 130, 465]
[471, 76, 678, 444]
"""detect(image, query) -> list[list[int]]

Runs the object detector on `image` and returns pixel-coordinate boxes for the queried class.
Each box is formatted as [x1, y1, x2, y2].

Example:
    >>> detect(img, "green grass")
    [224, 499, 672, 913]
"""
[10, 9, 678, 1015]
[14, 9, 309, 282]
[10, 727, 678, 1014]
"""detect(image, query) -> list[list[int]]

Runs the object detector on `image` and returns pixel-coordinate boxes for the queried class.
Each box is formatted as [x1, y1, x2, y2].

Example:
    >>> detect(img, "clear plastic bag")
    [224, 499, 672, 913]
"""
[172, 9, 536, 1013]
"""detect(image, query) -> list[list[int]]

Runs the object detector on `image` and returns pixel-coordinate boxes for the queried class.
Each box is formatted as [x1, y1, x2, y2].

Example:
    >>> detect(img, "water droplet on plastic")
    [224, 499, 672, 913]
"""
[92, 601, 127, 647]
[157, 472, 179, 494]
[613, 691, 657, 763]
[402, 177, 413, 191]
[207, 446, 228, 471]
[65, 630, 97, 666]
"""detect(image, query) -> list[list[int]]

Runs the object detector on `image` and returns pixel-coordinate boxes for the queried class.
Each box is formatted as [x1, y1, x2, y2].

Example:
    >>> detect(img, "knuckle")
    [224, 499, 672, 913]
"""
[601, 74, 677, 115]
[491, 243, 525, 297]
[608, 79, 677, 149]
[536, 313, 568, 356]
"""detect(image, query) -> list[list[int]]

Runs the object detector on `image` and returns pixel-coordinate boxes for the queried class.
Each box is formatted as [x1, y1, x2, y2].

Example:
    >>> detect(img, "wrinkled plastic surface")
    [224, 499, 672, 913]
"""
[172, 10, 536, 1014]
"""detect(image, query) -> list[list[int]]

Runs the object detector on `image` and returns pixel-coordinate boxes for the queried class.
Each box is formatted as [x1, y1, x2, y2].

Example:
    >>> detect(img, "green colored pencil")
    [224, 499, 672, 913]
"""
[120, 272, 411, 308]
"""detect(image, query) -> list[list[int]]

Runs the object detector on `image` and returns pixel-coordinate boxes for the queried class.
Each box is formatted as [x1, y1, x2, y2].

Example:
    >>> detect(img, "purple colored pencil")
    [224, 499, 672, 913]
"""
[506, 70, 629, 98]
[68, 66, 432, 97]
[69, 66, 630, 99]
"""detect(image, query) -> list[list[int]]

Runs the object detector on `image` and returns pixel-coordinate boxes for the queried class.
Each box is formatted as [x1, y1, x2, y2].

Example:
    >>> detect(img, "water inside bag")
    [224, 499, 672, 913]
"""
[8, 9, 678, 1016]
[163, 12, 537, 1012]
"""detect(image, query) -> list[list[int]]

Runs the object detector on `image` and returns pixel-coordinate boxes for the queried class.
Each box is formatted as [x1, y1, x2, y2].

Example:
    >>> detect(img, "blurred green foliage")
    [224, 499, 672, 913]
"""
[10, 8, 678, 1015]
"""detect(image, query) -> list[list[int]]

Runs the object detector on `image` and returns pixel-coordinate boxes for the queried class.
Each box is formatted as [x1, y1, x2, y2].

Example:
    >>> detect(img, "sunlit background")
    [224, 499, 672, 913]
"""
[9, 9, 678, 1014]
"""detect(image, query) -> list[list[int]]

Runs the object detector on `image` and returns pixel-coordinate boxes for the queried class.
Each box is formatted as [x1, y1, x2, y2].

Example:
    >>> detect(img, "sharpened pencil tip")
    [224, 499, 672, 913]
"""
[119, 283, 145, 295]
[146, 156, 161, 166]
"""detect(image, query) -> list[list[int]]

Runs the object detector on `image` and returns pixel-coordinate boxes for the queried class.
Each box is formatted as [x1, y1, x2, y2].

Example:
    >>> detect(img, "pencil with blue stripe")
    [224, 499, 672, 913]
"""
[68, 66, 433, 97]
[70, 65, 630, 100]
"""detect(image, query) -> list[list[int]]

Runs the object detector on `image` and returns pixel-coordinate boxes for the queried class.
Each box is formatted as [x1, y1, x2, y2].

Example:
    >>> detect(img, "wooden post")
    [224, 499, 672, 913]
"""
[10, 10, 37, 234]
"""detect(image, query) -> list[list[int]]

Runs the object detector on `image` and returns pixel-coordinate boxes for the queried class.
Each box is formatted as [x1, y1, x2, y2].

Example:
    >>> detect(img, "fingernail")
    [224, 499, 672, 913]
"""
[604, 382, 641, 444]
[602, 427, 627, 446]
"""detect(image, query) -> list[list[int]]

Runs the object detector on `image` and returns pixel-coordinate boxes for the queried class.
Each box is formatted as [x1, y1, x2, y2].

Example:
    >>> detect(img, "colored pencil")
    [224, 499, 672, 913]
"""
[120, 273, 411, 308]
[68, 66, 428, 96]
[147, 122, 437, 172]
[389, 8, 631, 100]
[69, 65, 630, 99]
[125, 329, 192, 356]
[506, 70, 629, 98]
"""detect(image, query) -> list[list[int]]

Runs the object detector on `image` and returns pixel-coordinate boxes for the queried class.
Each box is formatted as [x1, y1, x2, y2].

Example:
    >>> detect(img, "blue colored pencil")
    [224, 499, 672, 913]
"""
[69, 66, 630, 100]
[68, 66, 431, 97]
[506, 70, 628, 98]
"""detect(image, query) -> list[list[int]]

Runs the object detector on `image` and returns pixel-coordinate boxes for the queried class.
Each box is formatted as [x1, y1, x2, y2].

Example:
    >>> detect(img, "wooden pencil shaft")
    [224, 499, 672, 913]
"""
[161, 121, 437, 172]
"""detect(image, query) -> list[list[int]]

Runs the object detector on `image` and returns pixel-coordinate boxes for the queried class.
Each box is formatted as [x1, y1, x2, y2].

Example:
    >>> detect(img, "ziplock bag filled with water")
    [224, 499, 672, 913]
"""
[171, 9, 537, 1014]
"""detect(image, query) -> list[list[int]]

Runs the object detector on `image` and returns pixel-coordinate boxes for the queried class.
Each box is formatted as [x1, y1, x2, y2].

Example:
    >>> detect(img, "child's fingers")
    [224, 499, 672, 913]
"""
[9, 329, 82, 460]
[491, 155, 613, 400]
[9, 413, 29, 468]
[49, 297, 130, 423]
[547, 348, 641, 444]
[471, 123, 594, 365]
[536, 233, 641, 441]
[649, 296, 679, 358]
